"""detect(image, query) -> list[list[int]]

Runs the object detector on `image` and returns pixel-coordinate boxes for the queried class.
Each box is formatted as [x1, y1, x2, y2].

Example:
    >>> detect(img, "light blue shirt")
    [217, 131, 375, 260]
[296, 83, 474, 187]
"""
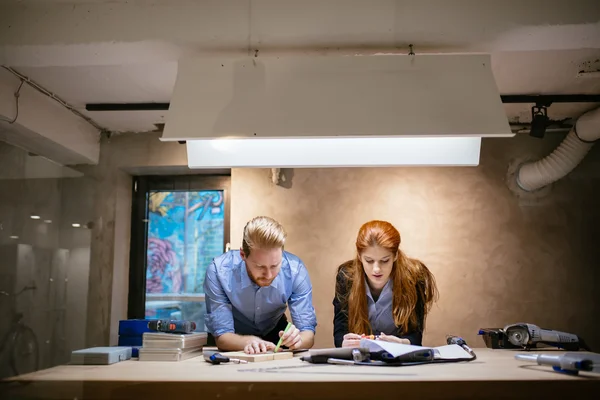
[203, 250, 317, 337]
[366, 278, 396, 335]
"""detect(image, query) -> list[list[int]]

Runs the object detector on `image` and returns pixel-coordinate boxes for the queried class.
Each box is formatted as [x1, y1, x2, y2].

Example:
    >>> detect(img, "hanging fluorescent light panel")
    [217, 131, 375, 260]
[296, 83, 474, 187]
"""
[187, 137, 481, 168]
[162, 54, 512, 167]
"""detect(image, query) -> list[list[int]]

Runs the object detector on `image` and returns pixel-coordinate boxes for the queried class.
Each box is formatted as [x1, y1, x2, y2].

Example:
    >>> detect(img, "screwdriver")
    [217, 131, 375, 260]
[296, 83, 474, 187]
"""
[204, 352, 248, 365]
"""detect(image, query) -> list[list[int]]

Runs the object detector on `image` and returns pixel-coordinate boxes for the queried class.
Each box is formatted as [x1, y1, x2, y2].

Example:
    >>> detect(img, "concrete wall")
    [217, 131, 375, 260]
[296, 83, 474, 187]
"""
[0, 68, 100, 165]
[80, 132, 188, 347]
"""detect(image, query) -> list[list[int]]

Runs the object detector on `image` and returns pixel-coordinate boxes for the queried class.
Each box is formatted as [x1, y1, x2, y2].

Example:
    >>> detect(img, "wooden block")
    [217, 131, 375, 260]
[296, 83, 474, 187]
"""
[221, 351, 293, 362]
[272, 351, 294, 360]
[221, 351, 273, 362]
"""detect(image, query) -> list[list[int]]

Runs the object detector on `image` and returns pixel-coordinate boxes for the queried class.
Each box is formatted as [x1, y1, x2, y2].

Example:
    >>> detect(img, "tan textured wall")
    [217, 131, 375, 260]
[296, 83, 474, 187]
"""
[231, 135, 600, 350]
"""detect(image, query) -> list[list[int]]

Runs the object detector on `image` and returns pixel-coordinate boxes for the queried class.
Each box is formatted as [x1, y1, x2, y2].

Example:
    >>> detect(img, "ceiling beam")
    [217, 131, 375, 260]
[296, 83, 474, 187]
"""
[1, 0, 599, 67]
[500, 95, 600, 104]
[84, 95, 600, 112]
[0, 69, 101, 165]
[86, 103, 170, 112]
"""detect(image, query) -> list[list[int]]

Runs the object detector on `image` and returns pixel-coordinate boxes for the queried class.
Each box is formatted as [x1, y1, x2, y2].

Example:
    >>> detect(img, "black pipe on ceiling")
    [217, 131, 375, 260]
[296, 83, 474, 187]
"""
[500, 94, 600, 105]
[84, 94, 600, 112]
[86, 103, 170, 111]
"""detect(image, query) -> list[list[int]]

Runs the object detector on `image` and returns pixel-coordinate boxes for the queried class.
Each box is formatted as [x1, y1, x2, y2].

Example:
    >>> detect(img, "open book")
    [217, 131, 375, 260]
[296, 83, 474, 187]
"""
[359, 339, 473, 362]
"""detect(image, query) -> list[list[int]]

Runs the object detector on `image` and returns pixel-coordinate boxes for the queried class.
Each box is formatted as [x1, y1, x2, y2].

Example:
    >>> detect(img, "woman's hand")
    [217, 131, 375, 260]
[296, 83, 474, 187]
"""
[341, 333, 362, 348]
[378, 332, 411, 344]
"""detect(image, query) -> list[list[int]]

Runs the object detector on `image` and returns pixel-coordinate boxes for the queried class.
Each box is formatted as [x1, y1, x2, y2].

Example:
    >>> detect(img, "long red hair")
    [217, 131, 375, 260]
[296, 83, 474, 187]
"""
[336, 220, 438, 335]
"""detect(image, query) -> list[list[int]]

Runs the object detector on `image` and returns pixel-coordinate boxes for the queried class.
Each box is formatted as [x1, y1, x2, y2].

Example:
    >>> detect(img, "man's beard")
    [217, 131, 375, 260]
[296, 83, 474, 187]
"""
[248, 271, 275, 287]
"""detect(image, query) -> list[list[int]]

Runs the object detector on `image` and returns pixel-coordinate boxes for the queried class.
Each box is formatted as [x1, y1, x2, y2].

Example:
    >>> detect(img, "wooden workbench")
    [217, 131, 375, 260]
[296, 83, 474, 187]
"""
[1, 348, 598, 399]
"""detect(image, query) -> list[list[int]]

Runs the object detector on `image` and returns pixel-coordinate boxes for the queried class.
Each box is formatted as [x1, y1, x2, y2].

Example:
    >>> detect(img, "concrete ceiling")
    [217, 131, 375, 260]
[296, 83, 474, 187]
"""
[1, 0, 600, 134]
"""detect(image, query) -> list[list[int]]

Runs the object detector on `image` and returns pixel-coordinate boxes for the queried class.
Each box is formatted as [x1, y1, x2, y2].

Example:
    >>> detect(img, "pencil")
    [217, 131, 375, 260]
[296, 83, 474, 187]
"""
[274, 322, 292, 352]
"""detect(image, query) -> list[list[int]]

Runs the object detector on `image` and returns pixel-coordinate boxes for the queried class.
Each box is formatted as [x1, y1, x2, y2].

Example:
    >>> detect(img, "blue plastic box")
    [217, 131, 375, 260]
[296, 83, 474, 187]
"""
[118, 319, 154, 336]
[118, 335, 143, 346]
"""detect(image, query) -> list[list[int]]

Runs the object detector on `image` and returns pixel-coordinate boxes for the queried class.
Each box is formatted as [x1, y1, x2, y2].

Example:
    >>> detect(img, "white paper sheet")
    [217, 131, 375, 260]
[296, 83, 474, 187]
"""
[359, 339, 471, 360]
[359, 339, 425, 358]
[432, 345, 472, 360]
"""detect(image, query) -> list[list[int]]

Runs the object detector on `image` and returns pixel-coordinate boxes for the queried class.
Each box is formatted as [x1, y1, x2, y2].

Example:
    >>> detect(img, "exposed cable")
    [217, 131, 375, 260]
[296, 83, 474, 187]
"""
[0, 79, 24, 124]
[1, 65, 109, 134]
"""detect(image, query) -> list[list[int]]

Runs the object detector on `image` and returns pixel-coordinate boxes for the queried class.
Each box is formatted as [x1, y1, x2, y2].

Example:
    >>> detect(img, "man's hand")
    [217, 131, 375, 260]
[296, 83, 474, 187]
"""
[278, 324, 302, 350]
[341, 333, 362, 348]
[244, 339, 276, 354]
[378, 333, 411, 344]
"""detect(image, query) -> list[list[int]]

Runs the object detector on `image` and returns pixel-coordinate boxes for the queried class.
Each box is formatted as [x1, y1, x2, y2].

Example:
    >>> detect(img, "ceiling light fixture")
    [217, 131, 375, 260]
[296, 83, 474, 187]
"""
[30, 215, 40, 220]
[9, 235, 19, 239]
[187, 137, 481, 168]
[162, 53, 513, 168]
[72, 223, 81, 228]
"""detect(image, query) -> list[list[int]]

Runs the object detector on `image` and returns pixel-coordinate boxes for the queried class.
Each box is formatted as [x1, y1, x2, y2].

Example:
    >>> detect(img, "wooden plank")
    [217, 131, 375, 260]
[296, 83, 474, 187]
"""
[272, 351, 294, 360]
[222, 352, 273, 362]
[5, 349, 599, 382]
[5, 379, 600, 400]
[220, 351, 294, 362]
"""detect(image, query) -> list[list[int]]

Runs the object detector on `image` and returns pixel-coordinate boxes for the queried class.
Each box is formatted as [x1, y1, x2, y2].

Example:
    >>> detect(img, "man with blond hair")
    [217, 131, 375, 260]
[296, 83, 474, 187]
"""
[203, 216, 317, 354]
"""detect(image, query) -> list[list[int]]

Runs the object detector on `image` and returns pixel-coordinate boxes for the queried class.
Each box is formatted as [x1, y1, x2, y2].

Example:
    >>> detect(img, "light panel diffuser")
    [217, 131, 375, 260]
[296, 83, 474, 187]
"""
[186, 137, 481, 168]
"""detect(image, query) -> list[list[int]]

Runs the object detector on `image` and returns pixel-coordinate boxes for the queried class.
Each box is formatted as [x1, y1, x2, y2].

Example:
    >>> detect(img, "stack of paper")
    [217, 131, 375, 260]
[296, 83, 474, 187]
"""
[138, 332, 207, 361]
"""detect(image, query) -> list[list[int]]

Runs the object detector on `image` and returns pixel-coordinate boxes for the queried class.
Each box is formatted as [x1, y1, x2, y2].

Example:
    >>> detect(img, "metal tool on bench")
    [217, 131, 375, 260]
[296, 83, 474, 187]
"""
[502, 323, 590, 351]
[147, 319, 196, 334]
[478, 327, 520, 349]
[325, 349, 372, 365]
[203, 349, 248, 365]
[515, 352, 597, 375]
[300, 347, 370, 364]
[446, 335, 477, 359]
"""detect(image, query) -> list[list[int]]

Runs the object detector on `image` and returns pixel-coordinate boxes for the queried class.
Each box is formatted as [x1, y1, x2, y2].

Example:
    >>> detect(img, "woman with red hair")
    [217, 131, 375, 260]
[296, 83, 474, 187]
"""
[333, 220, 438, 347]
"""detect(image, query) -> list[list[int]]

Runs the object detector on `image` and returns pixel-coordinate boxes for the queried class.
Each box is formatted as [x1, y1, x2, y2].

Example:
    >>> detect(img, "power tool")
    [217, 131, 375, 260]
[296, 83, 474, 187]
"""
[147, 319, 196, 334]
[202, 349, 248, 365]
[515, 352, 596, 375]
[502, 323, 590, 351]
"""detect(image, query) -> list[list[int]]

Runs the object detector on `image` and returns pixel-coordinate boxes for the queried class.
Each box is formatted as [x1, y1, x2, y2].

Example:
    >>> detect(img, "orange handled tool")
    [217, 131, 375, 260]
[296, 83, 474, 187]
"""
[361, 334, 380, 340]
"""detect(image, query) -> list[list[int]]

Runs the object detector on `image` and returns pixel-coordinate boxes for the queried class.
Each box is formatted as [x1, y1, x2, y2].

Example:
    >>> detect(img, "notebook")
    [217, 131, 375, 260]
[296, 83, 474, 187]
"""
[359, 339, 473, 362]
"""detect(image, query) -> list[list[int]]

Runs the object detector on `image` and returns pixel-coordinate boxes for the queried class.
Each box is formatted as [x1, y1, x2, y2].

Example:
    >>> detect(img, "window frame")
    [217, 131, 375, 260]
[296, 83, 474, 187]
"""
[127, 174, 231, 320]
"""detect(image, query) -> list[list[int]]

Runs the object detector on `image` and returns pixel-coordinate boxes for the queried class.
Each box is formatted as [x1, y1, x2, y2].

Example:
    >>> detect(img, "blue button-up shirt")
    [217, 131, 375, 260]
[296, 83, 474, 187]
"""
[203, 250, 317, 337]
[366, 278, 396, 335]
